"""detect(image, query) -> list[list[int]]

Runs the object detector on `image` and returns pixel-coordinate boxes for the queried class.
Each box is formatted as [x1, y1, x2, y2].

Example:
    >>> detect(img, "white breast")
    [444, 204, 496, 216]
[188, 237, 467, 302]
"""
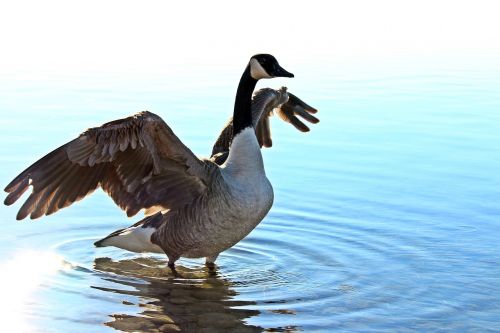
[221, 127, 274, 216]
[221, 127, 265, 178]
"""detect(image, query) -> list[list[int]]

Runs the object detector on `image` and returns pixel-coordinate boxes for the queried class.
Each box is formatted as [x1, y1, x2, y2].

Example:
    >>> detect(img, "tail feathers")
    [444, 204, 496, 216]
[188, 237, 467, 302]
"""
[94, 213, 164, 253]
[94, 229, 123, 247]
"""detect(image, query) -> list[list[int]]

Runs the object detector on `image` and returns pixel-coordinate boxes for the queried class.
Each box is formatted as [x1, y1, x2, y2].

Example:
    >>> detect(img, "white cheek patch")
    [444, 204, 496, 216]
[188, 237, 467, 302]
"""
[250, 58, 272, 79]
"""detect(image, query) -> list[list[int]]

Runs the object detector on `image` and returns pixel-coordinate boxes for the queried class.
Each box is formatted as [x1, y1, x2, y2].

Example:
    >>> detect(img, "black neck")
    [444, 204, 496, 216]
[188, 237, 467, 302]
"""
[232, 65, 258, 137]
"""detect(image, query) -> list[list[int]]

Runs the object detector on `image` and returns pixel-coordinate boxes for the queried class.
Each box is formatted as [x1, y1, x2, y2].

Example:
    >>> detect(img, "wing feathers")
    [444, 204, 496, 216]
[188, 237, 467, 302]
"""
[211, 88, 319, 161]
[101, 167, 141, 217]
[67, 139, 96, 165]
[4, 178, 29, 206]
[30, 189, 56, 219]
[17, 189, 44, 220]
[274, 92, 320, 132]
[5, 111, 211, 220]
[4, 143, 67, 193]
[256, 116, 273, 148]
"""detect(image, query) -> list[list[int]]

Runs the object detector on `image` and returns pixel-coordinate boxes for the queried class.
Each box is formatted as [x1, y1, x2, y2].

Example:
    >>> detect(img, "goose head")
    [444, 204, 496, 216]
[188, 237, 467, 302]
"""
[249, 54, 294, 80]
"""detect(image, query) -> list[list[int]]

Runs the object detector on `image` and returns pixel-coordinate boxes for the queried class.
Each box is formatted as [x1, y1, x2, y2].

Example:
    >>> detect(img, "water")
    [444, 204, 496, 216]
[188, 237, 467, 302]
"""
[1, 56, 500, 332]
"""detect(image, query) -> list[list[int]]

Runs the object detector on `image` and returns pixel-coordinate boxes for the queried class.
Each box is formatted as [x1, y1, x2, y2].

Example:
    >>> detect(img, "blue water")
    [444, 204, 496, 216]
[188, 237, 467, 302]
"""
[0, 56, 499, 332]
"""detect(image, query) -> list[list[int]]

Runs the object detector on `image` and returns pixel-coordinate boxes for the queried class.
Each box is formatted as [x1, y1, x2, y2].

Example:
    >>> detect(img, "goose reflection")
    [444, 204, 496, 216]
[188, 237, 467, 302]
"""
[92, 256, 263, 333]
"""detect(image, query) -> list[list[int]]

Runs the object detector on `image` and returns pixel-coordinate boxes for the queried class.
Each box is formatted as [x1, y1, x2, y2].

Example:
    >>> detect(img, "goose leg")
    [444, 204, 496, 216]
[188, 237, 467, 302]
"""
[205, 254, 219, 273]
[167, 255, 180, 277]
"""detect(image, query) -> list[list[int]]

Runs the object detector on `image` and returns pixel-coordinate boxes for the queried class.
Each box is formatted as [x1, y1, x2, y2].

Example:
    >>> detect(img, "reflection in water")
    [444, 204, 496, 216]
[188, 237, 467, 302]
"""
[92, 256, 268, 333]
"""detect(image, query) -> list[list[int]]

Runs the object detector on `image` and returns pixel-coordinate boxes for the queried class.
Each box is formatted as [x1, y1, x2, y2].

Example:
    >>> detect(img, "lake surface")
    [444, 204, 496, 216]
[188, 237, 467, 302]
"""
[0, 56, 499, 332]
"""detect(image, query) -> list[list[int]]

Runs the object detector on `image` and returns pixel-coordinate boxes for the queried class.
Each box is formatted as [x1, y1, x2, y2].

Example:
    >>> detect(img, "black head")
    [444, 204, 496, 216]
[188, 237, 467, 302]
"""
[249, 54, 294, 80]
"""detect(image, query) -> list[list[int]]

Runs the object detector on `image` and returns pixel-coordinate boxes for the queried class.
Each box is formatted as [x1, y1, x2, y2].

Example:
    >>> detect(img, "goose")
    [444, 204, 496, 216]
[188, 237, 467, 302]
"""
[4, 54, 318, 271]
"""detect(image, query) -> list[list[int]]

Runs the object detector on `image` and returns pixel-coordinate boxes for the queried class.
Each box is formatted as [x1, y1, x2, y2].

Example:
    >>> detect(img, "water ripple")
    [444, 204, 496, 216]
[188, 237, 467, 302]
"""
[2, 64, 500, 332]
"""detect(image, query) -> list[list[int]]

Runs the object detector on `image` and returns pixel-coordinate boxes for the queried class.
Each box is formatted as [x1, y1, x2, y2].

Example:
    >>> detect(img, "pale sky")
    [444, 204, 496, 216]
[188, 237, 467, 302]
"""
[1, 0, 499, 75]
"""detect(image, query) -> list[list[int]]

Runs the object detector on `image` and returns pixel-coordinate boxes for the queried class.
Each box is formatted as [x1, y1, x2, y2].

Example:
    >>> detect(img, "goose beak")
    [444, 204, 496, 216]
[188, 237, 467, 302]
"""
[274, 65, 294, 78]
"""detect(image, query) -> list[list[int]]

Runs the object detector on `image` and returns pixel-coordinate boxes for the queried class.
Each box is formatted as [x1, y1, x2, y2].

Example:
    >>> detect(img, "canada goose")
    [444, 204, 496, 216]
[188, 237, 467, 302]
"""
[4, 54, 318, 271]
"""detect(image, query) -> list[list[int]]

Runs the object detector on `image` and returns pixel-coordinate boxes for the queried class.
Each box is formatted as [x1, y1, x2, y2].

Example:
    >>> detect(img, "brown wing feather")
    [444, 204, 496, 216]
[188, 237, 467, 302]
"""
[211, 118, 233, 158]
[5, 111, 211, 220]
[275, 92, 320, 132]
[211, 88, 320, 164]
[256, 116, 273, 148]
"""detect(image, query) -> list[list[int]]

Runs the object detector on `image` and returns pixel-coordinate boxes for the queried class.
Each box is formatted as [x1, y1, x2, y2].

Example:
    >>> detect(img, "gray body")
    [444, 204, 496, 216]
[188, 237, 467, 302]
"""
[155, 128, 273, 262]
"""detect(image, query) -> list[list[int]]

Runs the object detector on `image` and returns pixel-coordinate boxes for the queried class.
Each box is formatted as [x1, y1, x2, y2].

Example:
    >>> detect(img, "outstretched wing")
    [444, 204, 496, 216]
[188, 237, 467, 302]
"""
[211, 87, 319, 164]
[4, 111, 212, 220]
[270, 91, 319, 135]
